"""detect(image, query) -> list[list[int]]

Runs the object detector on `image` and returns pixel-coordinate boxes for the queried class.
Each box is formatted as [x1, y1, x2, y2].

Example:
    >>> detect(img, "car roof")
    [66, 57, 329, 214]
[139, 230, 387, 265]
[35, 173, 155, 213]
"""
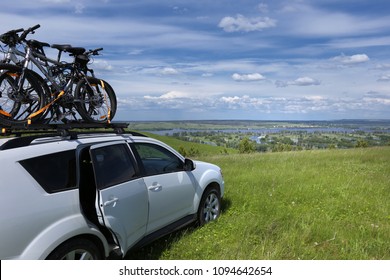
[0, 122, 146, 151]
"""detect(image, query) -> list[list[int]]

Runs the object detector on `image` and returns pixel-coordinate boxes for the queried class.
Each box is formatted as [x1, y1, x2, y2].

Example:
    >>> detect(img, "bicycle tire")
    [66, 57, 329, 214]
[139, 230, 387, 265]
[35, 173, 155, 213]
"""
[27, 69, 53, 121]
[0, 64, 46, 126]
[74, 77, 117, 123]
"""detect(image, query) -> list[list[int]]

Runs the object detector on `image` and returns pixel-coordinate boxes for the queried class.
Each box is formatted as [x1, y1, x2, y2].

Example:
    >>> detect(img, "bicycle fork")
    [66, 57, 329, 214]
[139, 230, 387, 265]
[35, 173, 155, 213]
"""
[0, 70, 30, 118]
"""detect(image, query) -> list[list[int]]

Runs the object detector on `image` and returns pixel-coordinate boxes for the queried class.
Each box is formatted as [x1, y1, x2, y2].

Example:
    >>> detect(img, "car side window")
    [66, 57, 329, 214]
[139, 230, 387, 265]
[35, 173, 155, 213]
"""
[133, 143, 184, 176]
[19, 150, 76, 193]
[91, 144, 137, 190]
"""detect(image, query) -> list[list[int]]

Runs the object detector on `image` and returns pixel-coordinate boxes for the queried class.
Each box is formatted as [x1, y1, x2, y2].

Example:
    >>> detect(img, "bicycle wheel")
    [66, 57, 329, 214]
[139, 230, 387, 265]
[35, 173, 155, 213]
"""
[0, 64, 46, 126]
[74, 77, 117, 123]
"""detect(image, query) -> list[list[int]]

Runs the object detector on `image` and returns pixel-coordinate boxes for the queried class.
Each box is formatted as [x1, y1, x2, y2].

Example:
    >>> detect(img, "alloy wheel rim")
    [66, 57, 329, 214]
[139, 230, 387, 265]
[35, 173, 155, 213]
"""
[203, 193, 220, 222]
[62, 249, 94, 260]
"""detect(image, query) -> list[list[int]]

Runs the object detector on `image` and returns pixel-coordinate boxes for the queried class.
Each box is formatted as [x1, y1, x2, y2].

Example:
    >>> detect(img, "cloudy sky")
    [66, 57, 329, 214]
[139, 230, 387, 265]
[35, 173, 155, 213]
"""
[2, 0, 390, 120]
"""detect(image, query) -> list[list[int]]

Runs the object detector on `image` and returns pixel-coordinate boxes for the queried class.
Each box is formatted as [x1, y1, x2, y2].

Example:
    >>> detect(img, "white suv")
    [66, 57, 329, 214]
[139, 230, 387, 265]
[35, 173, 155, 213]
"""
[0, 124, 224, 260]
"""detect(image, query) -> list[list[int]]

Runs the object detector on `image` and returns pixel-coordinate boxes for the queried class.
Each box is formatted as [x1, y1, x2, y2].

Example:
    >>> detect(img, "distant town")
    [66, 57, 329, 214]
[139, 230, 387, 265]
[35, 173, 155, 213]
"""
[129, 119, 390, 152]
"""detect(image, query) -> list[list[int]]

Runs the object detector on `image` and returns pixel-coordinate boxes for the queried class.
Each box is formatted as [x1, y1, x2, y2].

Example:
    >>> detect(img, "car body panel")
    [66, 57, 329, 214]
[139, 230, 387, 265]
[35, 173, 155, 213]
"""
[96, 178, 148, 255]
[143, 171, 195, 234]
[17, 215, 110, 260]
[0, 132, 224, 259]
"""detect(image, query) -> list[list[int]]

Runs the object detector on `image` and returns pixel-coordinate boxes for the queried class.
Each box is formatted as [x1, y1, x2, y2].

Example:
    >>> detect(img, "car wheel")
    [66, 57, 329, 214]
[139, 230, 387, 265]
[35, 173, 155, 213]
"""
[46, 238, 102, 260]
[198, 187, 221, 226]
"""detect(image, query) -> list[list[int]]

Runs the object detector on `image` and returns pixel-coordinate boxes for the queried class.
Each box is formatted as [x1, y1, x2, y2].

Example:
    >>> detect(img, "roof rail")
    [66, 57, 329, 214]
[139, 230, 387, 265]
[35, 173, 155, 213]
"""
[0, 122, 149, 151]
[1, 121, 130, 137]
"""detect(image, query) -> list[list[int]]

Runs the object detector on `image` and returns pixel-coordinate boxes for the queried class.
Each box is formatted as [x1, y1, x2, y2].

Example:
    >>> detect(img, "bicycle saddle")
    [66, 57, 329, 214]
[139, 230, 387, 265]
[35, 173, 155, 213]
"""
[51, 44, 72, 52]
[28, 39, 50, 48]
[65, 47, 86, 55]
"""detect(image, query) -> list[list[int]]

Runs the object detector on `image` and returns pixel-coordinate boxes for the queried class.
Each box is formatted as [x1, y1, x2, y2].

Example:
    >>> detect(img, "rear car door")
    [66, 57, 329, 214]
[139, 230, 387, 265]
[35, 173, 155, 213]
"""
[132, 142, 196, 234]
[89, 142, 148, 254]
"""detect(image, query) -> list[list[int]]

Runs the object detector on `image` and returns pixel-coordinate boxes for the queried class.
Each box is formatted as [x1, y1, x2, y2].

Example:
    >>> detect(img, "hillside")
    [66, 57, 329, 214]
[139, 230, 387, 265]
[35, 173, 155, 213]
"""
[141, 131, 237, 156]
[127, 143, 390, 260]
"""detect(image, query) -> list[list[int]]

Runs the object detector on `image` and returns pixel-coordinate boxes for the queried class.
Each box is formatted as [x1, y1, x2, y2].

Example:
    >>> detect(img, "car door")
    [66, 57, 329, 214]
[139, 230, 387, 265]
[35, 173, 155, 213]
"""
[132, 142, 196, 234]
[89, 141, 148, 254]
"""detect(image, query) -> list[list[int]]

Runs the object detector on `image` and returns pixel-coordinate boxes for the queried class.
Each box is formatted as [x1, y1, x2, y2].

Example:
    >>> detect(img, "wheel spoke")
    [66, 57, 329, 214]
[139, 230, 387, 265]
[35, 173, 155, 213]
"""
[63, 249, 94, 260]
[211, 208, 219, 215]
[64, 250, 76, 260]
[210, 198, 218, 207]
[79, 251, 93, 260]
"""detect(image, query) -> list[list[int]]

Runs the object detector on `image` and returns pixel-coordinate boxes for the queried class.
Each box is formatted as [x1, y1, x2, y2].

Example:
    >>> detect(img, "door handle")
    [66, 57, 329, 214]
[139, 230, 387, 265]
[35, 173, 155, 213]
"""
[103, 197, 119, 207]
[148, 184, 162, 192]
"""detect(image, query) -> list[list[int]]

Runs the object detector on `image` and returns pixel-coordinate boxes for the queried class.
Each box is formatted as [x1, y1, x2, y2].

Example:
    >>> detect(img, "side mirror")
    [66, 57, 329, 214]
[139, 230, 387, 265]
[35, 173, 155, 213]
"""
[184, 158, 196, 171]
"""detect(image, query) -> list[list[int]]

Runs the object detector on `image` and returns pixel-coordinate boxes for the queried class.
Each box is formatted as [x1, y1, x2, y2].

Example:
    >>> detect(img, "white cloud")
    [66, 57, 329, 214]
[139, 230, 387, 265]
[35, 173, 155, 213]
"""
[293, 77, 321, 86]
[144, 91, 190, 100]
[377, 74, 390, 82]
[218, 14, 276, 32]
[42, 0, 71, 3]
[232, 73, 266, 82]
[74, 2, 85, 13]
[363, 96, 390, 105]
[92, 59, 113, 71]
[328, 36, 390, 50]
[278, 2, 390, 37]
[374, 63, 390, 70]
[331, 54, 370, 65]
[128, 49, 144, 55]
[161, 67, 179, 75]
[116, 91, 390, 120]
[258, 3, 269, 14]
[135, 66, 180, 76]
[304, 95, 325, 101]
[220, 96, 241, 104]
[276, 76, 321, 87]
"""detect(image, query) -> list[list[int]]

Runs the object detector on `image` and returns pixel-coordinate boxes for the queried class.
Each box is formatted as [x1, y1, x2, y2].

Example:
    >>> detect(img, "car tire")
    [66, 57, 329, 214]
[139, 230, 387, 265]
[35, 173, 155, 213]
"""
[46, 238, 102, 260]
[197, 186, 221, 226]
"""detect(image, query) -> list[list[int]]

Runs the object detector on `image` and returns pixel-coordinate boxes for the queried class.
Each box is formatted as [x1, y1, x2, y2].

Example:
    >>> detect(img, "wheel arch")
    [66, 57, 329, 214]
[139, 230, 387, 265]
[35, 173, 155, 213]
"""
[195, 181, 222, 212]
[204, 181, 221, 196]
[46, 234, 106, 260]
[18, 215, 111, 259]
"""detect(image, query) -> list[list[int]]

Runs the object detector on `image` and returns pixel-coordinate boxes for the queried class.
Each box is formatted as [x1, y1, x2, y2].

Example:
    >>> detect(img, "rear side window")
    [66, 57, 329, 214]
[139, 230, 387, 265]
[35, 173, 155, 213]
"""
[91, 144, 137, 190]
[20, 150, 76, 193]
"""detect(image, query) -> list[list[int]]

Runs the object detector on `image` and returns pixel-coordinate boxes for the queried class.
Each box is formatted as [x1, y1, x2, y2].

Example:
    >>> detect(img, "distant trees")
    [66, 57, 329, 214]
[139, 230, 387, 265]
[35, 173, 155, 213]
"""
[178, 146, 200, 157]
[170, 128, 390, 154]
[239, 137, 256, 153]
[355, 140, 368, 148]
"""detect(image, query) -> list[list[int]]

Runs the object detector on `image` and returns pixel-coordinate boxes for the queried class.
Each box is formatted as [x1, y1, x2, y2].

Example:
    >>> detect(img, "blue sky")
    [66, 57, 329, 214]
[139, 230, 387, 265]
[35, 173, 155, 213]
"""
[2, 0, 390, 121]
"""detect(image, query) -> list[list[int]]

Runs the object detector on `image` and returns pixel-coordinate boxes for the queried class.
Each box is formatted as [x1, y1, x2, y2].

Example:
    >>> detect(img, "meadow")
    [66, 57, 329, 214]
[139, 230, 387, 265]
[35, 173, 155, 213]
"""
[127, 138, 390, 260]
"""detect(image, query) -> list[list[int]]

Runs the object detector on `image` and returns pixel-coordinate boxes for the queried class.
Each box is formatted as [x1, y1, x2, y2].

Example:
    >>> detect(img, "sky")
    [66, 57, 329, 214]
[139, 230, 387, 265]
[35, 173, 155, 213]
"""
[2, 0, 390, 121]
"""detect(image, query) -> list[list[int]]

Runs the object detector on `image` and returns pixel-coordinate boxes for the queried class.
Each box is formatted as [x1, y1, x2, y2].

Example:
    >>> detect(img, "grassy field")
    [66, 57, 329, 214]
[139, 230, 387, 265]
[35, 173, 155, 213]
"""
[126, 138, 390, 260]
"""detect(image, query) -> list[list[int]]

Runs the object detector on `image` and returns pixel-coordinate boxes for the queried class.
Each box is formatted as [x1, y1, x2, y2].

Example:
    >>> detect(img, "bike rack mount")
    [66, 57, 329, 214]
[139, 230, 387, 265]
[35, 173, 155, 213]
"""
[1, 121, 131, 137]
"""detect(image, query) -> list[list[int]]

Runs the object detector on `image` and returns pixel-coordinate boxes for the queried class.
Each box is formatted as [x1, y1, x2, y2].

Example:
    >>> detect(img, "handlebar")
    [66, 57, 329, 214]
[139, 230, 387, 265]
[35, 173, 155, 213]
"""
[19, 24, 40, 42]
[0, 28, 25, 45]
[0, 24, 40, 46]
[86, 48, 103, 56]
[0, 28, 24, 36]
[6, 28, 24, 34]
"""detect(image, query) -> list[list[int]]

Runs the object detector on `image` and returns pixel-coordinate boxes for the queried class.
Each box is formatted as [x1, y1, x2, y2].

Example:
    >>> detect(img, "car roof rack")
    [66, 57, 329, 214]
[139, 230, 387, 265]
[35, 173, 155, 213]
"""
[1, 121, 130, 136]
[0, 122, 146, 151]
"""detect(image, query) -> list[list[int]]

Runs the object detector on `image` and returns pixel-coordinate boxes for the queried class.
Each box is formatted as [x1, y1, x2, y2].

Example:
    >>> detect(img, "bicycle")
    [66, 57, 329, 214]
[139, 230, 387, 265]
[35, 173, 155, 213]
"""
[0, 25, 117, 127]
[0, 26, 45, 125]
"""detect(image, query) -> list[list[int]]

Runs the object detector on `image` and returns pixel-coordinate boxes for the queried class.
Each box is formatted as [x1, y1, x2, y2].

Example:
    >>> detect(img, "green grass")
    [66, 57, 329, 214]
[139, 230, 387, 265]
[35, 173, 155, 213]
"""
[126, 140, 390, 260]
